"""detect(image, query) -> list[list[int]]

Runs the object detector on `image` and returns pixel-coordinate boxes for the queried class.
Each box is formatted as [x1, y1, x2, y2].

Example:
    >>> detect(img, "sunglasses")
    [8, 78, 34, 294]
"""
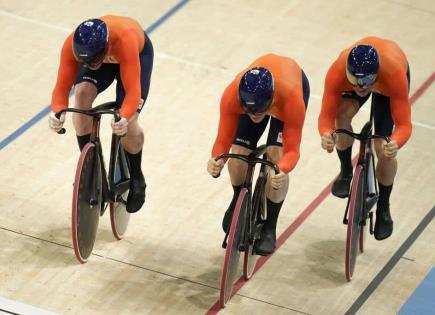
[240, 100, 271, 116]
[346, 68, 377, 88]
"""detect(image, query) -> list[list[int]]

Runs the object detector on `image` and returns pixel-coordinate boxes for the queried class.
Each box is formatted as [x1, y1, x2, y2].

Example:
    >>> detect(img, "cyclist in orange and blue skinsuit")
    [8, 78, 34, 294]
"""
[318, 36, 411, 240]
[49, 15, 153, 213]
[207, 54, 310, 255]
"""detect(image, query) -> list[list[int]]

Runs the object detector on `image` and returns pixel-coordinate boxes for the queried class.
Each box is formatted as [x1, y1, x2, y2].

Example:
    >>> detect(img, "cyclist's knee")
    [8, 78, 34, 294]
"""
[74, 82, 97, 108]
[336, 99, 358, 126]
[231, 144, 251, 155]
[266, 146, 282, 164]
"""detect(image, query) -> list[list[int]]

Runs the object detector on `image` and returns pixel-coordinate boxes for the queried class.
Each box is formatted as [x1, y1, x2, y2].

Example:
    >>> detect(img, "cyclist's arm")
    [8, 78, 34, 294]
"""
[117, 31, 142, 120]
[51, 34, 78, 112]
[211, 84, 240, 157]
[318, 65, 342, 136]
[279, 97, 306, 173]
[389, 73, 412, 147]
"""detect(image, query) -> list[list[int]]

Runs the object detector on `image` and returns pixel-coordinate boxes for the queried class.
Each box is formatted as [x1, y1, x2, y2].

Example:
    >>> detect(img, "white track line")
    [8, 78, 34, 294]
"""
[0, 296, 58, 315]
[0, 9, 72, 32]
[155, 52, 228, 73]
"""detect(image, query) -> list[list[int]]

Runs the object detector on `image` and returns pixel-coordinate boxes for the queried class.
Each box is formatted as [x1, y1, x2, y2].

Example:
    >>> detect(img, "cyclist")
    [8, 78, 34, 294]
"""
[318, 36, 411, 240]
[48, 15, 153, 213]
[207, 54, 310, 256]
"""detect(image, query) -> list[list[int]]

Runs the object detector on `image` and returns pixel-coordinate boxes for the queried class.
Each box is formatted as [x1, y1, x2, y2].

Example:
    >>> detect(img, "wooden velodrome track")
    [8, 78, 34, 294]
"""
[0, 1, 434, 314]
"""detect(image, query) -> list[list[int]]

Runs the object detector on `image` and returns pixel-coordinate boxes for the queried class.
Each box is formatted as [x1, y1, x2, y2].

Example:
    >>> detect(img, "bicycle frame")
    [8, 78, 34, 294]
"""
[215, 145, 279, 247]
[335, 107, 390, 232]
[56, 102, 130, 206]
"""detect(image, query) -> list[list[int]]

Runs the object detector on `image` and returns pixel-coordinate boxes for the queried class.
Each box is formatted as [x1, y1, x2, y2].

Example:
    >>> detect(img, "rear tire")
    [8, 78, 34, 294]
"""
[72, 143, 102, 263]
[110, 146, 130, 240]
[243, 166, 266, 280]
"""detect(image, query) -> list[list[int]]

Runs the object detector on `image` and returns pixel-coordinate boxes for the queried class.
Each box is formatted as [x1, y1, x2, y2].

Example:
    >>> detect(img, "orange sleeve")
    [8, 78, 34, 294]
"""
[278, 92, 306, 173]
[211, 82, 240, 158]
[51, 34, 78, 112]
[116, 30, 142, 120]
[318, 63, 342, 136]
[388, 70, 412, 147]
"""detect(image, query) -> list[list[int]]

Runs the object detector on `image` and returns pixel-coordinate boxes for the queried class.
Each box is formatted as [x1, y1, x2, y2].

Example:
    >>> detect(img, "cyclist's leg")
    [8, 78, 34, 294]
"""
[332, 92, 369, 198]
[254, 142, 287, 256]
[372, 66, 410, 240]
[372, 94, 395, 240]
[73, 64, 117, 150]
[221, 114, 270, 233]
[116, 32, 154, 213]
[253, 111, 289, 254]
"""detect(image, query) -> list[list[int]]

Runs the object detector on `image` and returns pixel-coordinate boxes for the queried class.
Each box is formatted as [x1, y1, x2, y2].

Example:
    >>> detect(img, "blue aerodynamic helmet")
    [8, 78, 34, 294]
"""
[238, 67, 274, 115]
[346, 44, 380, 87]
[72, 19, 108, 66]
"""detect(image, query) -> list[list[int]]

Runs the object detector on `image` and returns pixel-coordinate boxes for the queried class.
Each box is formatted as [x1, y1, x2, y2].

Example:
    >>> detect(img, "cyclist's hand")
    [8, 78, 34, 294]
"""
[383, 140, 398, 159]
[270, 170, 287, 190]
[111, 117, 128, 136]
[207, 158, 224, 177]
[48, 111, 65, 132]
[321, 132, 335, 153]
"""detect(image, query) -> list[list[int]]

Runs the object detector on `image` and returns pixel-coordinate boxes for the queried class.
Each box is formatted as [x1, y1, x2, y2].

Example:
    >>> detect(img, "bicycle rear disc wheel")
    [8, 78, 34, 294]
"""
[359, 219, 367, 253]
[345, 166, 365, 281]
[72, 143, 102, 263]
[243, 171, 266, 280]
[220, 188, 249, 308]
[110, 190, 130, 240]
[243, 242, 256, 280]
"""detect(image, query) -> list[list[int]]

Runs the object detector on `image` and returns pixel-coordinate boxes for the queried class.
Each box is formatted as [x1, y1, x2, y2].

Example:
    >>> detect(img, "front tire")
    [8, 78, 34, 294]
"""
[345, 166, 365, 281]
[220, 188, 249, 307]
[72, 143, 102, 263]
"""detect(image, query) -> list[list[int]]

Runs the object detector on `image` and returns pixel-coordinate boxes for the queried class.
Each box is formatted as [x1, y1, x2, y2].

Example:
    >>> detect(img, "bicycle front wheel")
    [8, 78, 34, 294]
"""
[220, 188, 249, 308]
[72, 142, 102, 263]
[345, 165, 365, 281]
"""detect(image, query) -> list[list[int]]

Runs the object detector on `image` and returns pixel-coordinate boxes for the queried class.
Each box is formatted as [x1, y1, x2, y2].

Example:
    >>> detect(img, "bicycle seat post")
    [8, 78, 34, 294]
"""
[90, 114, 102, 142]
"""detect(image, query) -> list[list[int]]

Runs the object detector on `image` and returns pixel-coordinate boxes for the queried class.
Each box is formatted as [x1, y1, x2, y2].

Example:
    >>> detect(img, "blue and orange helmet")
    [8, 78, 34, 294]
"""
[346, 45, 380, 87]
[238, 67, 274, 115]
[72, 19, 108, 66]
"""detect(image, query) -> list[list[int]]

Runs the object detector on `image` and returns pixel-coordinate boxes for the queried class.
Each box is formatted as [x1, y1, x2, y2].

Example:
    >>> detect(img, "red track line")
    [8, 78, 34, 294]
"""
[205, 71, 435, 314]
[410, 71, 435, 104]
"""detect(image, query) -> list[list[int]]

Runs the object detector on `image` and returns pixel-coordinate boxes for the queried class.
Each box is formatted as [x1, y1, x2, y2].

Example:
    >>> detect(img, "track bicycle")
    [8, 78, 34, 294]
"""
[56, 101, 131, 263]
[334, 113, 390, 281]
[214, 144, 279, 307]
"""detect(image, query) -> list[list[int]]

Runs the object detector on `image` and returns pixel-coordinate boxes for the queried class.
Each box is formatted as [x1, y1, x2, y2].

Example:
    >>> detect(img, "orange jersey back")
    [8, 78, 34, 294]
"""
[318, 36, 411, 147]
[51, 15, 145, 119]
[212, 54, 307, 173]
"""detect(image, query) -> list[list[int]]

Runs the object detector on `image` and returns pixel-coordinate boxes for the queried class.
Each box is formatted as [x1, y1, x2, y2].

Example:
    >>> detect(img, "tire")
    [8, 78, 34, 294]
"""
[219, 188, 249, 308]
[72, 143, 102, 263]
[243, 168, 266, 280]
[110, 146, 130, 240]
[345, 165, 365, 281]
